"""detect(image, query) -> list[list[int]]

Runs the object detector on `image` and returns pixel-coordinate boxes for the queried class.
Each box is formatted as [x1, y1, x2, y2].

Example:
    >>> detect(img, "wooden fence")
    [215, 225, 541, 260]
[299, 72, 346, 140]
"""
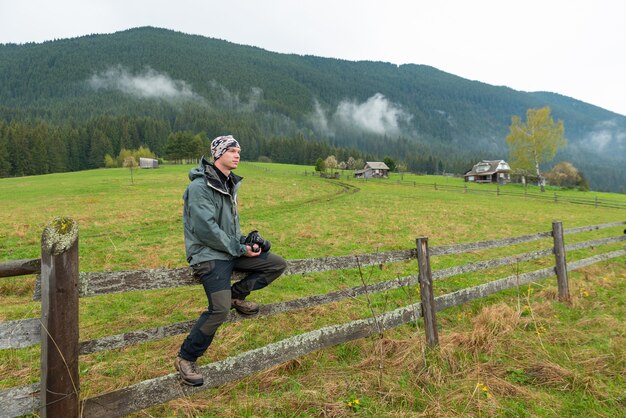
[1, 219, 625, 417]
[377, 178, 626, 209]
[249, 165, 626, 210]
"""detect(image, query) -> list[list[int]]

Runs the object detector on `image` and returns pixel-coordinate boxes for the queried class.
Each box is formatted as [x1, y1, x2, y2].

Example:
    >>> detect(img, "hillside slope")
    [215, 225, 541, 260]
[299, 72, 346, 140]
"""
[0, 27, 624, 191]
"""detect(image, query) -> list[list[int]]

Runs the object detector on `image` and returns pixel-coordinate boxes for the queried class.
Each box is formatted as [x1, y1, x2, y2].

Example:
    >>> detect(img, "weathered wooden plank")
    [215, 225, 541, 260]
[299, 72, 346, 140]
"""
[563, 221, 625, 235]
[429, 230, 552, 256]
[82, 302, 423, 418]
[79, 267, 196, 297]
[0, 258, 40, 278]
[78, 320, 196, 354]
[431, 248, 553, 280]
[434, 267, 555, 311]
[0, 318, 40, 349]
[564, 235, 626, 252]
[0, 383, 40, 418]
[254, 274, 419, 318]
[566, 249, 626, 271]
[284, 249, 415, 275]
[32, 267, 196, 300]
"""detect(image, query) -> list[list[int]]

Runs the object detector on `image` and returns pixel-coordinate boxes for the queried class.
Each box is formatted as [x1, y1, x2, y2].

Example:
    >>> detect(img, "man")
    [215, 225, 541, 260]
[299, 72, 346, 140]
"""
[175, 135, 287, 386]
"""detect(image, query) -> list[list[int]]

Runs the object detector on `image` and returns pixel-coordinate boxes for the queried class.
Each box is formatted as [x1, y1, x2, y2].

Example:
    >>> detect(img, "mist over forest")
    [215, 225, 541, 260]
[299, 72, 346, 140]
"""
[1, 27, 624, 192]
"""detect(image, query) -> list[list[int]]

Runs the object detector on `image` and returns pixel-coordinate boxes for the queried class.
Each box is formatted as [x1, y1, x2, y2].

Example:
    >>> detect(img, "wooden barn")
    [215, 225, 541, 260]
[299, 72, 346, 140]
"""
[354, 162, 390, 179]
[464, 160, 511, 184]
[139, 158, 159, 169]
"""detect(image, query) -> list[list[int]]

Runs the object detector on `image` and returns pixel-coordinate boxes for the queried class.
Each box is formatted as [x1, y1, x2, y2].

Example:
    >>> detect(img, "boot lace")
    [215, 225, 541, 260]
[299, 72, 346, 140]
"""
[187, 361, 199, 374]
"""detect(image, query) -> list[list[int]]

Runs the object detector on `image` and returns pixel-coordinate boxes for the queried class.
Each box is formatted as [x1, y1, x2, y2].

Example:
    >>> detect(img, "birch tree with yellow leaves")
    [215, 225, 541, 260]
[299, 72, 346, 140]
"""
[506, 107, 566, 192]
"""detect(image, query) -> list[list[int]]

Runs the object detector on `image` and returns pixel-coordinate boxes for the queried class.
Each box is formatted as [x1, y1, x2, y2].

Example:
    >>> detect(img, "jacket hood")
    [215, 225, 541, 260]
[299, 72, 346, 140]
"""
[188, 156, 211, 181]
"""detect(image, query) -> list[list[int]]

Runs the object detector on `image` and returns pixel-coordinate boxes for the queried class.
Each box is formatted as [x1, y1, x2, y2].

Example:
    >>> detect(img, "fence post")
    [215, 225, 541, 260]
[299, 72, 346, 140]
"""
[40, 217, 80, 418]
[551, 221, 570, 302]
[416, 237, 439, 346]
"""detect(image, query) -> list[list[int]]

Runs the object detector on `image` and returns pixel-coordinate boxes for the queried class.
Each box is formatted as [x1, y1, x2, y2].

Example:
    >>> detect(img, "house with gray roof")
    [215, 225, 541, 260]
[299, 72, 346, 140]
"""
[354, 162, 390, 178]
[464, 160, 511, 184]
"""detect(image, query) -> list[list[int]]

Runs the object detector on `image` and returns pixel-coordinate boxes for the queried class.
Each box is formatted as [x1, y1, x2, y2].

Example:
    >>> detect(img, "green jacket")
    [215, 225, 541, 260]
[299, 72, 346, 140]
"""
[183, 157, 248, 265]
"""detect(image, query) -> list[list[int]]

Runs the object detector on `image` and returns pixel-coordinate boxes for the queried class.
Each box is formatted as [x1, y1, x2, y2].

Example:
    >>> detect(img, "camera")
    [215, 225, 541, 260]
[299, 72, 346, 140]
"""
[241, 230, 271, 253]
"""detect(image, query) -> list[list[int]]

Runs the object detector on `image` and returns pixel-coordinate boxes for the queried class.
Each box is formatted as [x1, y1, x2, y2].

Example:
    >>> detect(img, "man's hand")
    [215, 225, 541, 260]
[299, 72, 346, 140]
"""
[242, 230, 271, 253]
[243, 244, 261, 257]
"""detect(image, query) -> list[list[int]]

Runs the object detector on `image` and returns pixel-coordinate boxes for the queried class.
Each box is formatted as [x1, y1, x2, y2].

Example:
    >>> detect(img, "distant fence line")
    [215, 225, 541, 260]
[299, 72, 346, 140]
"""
[1, 219, 625, 417]
[390, 179, 626, 209]
[345, 174, 624, 209]
[245, 164, 626, 210]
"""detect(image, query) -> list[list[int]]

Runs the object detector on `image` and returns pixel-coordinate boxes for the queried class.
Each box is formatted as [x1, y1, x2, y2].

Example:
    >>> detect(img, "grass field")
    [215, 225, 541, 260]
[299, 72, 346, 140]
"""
[1, 162, 625, 417]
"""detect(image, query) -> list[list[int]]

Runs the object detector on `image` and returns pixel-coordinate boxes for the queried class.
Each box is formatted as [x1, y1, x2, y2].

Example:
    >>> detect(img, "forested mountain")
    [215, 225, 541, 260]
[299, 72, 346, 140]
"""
[1, 26, 624, 192]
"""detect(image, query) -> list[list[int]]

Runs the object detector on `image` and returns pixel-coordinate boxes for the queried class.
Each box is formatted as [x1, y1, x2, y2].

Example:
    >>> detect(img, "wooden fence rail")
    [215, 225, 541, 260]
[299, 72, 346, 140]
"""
[1, 220, 624, 417]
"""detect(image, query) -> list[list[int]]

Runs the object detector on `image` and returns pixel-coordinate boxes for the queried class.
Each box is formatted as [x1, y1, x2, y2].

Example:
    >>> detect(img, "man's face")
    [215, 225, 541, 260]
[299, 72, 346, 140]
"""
[216, 147, 241, 171]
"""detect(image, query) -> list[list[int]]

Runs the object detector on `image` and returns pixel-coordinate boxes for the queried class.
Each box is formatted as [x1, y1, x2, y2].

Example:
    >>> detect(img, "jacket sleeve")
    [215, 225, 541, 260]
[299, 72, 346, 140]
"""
[186, 180, 247, 257]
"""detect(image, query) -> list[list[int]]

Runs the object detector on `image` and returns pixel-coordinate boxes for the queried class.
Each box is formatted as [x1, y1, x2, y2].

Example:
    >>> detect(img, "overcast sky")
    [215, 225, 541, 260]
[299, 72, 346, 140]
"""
[1, 0, 625, 116]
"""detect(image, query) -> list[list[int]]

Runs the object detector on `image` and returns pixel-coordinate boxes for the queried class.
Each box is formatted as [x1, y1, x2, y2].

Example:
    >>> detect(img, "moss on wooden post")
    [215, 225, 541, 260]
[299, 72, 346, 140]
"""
[42, 217, 78, 256]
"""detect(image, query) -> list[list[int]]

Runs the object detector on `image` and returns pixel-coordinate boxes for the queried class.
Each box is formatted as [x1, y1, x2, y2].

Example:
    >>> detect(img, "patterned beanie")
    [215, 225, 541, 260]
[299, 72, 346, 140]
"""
[210, 135, 240, 160]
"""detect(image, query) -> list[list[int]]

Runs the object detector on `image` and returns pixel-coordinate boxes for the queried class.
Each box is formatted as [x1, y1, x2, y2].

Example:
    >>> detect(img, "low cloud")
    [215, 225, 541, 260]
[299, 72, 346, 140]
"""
[584, 119, 626, 152]
[335, 93, 411, 135]
[309, 93, 412, 137]
[309, 100, 331, 135]
[209, 80, 263, 112]
[88, 65, 199, 102]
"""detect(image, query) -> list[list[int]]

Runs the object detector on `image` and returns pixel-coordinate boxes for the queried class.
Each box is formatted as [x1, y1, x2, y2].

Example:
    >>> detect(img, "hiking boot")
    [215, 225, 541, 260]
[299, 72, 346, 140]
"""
[231, 298, 259, 315]
[175, 356, 204, 386]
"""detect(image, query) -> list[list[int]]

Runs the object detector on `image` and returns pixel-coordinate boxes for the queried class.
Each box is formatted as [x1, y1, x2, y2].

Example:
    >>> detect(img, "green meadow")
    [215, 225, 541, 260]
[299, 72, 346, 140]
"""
[1, 162, 625, 417]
